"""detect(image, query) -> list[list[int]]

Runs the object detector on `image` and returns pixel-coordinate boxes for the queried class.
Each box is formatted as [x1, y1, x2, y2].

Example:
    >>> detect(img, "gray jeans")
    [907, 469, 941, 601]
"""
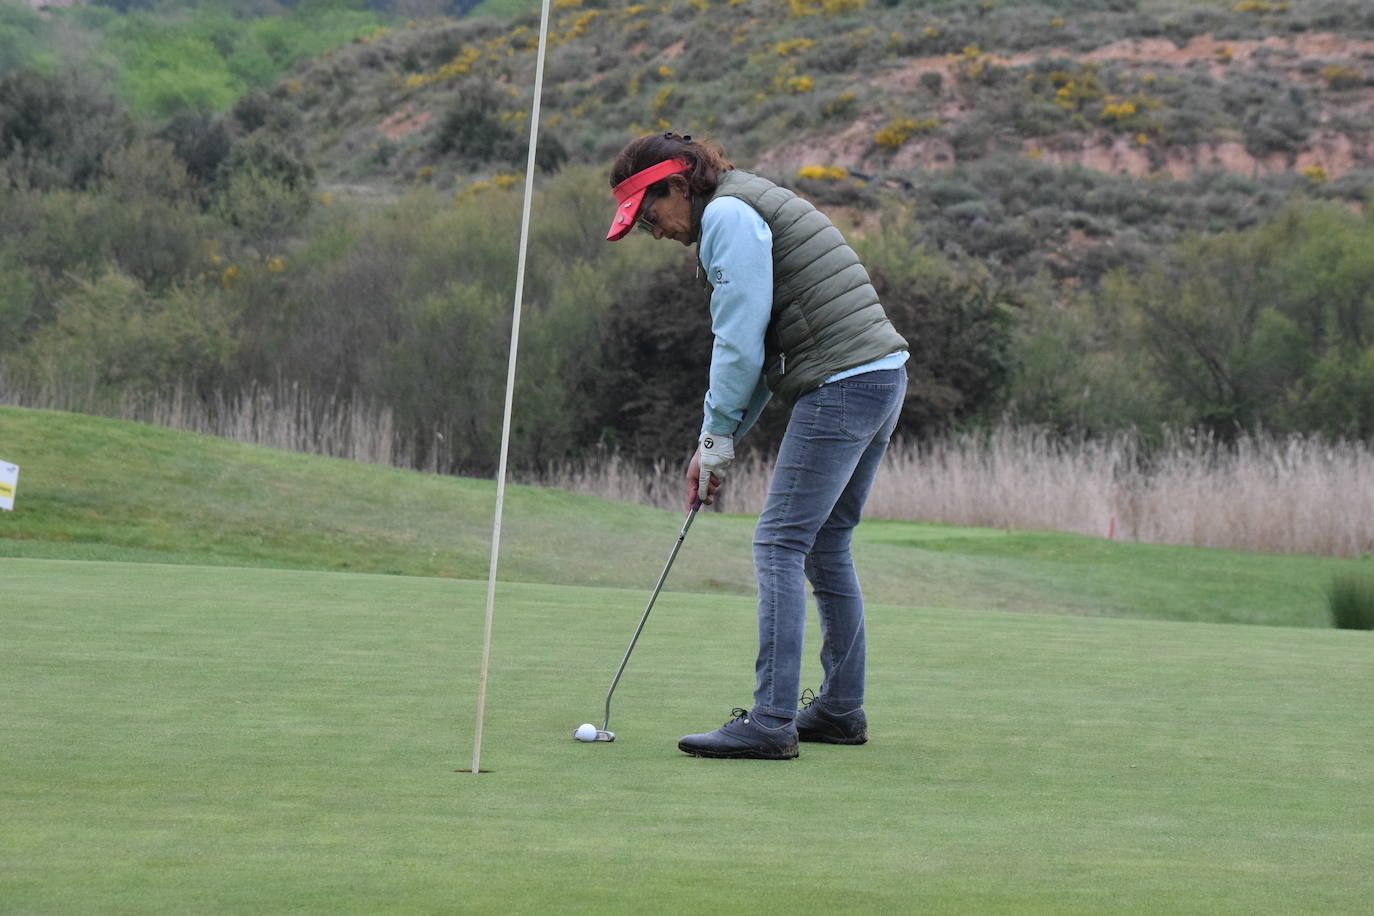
[751, 368, 906, 719]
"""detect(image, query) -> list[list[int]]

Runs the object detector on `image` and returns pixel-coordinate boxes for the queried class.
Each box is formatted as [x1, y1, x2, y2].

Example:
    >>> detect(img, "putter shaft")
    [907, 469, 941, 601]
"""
[602, 501, 700, 732]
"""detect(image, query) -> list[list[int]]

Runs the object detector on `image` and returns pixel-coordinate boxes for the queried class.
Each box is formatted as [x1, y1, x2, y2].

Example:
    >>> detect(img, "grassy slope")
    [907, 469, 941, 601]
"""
[1, 406, 1364, 627]
[3, 559, 1371, 912]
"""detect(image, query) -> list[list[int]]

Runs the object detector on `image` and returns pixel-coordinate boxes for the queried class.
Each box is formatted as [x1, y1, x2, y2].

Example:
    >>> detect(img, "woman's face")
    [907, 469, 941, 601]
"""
[640, 176, 693, 246]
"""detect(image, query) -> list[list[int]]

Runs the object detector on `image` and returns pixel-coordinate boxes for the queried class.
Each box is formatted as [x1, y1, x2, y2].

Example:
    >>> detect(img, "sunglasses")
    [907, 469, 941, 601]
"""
[636, 191, 664, 235]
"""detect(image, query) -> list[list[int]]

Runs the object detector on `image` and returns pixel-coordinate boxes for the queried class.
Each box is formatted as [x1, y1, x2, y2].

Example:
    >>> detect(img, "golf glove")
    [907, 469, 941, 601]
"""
[698, 433, 734, 496]
[684, 436, 730, 508]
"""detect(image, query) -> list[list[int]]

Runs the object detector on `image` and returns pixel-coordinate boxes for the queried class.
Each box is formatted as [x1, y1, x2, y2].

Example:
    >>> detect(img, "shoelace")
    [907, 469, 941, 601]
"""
[799, 687, 817, 710]
[724, 707, 750, 727]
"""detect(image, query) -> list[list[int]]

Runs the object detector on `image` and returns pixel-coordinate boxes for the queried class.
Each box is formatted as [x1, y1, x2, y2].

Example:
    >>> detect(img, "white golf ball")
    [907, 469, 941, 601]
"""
[574, 723, 598, 742]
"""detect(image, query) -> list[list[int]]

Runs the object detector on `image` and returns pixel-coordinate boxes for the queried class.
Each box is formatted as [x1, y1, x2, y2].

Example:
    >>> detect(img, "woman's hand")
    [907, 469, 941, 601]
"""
[686, 445, 723, 509]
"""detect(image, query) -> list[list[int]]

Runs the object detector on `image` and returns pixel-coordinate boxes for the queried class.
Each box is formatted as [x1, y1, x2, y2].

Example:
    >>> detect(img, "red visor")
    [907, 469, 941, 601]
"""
[606, 158, 691, 241]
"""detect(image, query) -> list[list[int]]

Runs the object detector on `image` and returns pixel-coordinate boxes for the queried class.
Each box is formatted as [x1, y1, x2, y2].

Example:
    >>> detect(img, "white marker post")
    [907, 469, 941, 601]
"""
[0, 461, 17, 511]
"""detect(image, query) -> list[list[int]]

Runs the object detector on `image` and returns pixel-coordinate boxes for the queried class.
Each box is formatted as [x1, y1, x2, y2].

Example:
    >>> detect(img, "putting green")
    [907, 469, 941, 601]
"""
[3, 558, 1371, 912]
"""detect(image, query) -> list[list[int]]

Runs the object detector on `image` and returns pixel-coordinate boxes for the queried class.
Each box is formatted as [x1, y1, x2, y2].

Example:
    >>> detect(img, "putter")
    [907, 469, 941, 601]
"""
[577, 497, 702, 742]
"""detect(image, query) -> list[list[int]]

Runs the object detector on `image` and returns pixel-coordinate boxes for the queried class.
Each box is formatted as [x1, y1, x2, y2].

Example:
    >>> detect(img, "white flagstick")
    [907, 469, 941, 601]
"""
[470, 0, 554, 775]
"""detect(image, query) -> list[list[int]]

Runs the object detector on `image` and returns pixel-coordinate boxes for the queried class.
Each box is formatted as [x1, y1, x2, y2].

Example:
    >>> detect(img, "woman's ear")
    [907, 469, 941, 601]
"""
[667, 173, 691, 196]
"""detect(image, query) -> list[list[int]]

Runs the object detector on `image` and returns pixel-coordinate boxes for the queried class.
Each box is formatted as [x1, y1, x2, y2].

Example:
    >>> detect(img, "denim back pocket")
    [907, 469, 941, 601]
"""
[837, 380, 901, 443]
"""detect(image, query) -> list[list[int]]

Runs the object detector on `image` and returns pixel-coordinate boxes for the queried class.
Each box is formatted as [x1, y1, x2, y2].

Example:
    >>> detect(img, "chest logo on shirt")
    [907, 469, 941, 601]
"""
[714, 268, 726, 284]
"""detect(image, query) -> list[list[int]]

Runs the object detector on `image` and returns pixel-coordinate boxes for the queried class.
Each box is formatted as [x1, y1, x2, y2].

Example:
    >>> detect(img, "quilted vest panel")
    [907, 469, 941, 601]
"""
[708, 170, 908, 404]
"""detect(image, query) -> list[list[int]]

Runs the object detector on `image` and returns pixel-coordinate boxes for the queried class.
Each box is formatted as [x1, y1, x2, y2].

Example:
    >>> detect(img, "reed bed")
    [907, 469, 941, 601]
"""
[1, 378, 441, 471]
[542, 427, 1374, 558]
[5, 378, 1371, 557]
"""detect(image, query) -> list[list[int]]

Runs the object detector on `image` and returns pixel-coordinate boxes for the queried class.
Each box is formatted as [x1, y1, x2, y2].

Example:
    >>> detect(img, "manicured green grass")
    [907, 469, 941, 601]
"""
[3, 558, 1371, 913]
[2, 407, 1366, 628]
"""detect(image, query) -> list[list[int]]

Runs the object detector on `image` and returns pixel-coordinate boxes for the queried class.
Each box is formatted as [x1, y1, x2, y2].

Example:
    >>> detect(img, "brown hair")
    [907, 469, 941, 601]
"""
[609, 131, 733, 196]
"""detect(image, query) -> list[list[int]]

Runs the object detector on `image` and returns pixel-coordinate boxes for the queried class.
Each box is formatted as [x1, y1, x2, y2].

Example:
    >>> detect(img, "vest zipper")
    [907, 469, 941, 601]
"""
[780, 354, 786, 375]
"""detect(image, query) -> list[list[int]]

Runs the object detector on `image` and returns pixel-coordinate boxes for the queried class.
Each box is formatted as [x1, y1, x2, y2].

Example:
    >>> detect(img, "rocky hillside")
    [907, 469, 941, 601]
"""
[277, 0, 1374, 195]
[760, 31, 1374, 181]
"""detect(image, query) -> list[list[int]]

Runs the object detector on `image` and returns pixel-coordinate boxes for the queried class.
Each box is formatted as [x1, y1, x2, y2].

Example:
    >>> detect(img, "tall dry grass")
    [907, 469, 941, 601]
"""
[543, 426, 1374, 558]
[1, 377, 447, 472]
[5, 377, 1371, 557]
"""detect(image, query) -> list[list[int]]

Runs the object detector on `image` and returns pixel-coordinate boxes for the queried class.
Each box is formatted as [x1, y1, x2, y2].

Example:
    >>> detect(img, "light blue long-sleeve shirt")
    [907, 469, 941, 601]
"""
[698, 196, 774, 439]
[697, 196, 908, 440]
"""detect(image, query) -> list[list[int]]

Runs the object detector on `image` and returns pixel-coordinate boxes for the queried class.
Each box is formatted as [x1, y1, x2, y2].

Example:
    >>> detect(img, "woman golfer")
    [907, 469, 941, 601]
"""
[606, 132, 909, 759]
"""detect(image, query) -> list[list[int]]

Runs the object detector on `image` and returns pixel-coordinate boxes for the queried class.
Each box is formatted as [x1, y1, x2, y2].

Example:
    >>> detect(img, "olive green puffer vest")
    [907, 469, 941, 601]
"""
[706, 170, 908, 405]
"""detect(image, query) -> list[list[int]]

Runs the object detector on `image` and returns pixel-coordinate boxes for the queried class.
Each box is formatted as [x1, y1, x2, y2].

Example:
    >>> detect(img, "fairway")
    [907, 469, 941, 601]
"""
[3, 558, 1371, 913]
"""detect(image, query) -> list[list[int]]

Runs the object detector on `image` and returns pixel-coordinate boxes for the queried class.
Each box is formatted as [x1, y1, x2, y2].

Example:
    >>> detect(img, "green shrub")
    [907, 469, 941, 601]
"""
[0, 67, 133, 191]
[1243, 90, 1316, 158]
[213, 133, 315, 247]
[0, 1, 44, 75]
[927, 177, 985, 208]
[1301, 346, 1374, 440]
[582, 257, 715, 461]
[818, 88, 858, 120]
[854, 208, 1019, 435]
[11, 269, 234, 393]
[430, 80, 523, 164]
[946, 117, 997, 160]
[0, 187, 122, 340]
[98, 139, 209, 290]
[158, 112, 234, 190]
[1003, 290, 1164, 436]
[1010, 98, 1073, 137]
[1328, 574, 1374, 630]
[808, 28, 875, 74]
[231, 89, 297, 136]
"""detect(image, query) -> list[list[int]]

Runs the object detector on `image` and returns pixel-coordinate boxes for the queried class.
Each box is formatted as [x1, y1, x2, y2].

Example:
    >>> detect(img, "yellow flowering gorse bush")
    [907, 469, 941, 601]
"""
[797, 164, 848, 180]
[873, 117, 940, 149]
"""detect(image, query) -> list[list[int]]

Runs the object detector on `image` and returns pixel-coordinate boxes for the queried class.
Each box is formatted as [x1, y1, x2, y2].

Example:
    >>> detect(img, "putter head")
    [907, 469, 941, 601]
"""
[572, 725, 616, 742]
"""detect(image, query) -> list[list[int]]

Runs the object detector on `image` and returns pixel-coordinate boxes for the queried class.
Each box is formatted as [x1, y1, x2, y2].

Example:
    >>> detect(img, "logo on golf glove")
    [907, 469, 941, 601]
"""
[699, 434, 735, 481]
